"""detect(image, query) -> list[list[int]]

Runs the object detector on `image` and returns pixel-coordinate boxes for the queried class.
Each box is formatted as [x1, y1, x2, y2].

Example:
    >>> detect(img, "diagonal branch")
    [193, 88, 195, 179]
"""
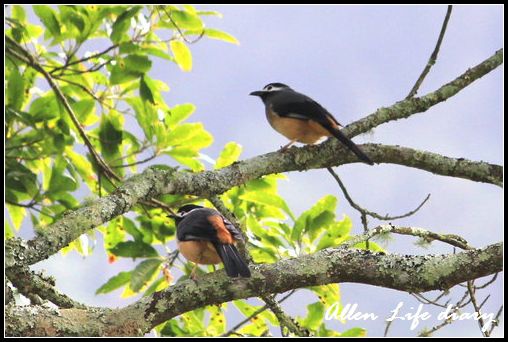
[6, 267, 86, 309]
[344, 48, 503, 138]
[406, 5, 453, 99]
[6, 37, 120, 182]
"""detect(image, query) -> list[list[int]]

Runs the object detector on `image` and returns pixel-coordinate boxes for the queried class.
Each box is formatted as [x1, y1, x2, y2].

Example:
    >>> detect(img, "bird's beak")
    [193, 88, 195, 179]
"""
[249, 90, 265, 96]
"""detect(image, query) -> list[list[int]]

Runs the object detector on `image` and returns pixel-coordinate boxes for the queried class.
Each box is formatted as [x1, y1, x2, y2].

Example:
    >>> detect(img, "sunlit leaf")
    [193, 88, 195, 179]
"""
[170, 40, 192, 72]
[204, 28, 239, 45]
[215, 142, 242, 169]
[240, 192, 295, 221]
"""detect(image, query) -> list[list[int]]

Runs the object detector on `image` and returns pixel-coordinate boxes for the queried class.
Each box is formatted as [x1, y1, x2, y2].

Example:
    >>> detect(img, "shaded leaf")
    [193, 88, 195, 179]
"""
[131, 258, 162, 292]
[33, 5, 61, 38]
[110, 241, 159, 258]
[96, 271, 131, 294]
[110, 6, 142, 43]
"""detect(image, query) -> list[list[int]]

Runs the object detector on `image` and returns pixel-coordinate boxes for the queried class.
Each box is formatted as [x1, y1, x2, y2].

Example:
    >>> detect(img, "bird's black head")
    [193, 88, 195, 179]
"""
[168, 204, 203, 224]
[249, 82, 292, 99]
[178, 204, 203, 214]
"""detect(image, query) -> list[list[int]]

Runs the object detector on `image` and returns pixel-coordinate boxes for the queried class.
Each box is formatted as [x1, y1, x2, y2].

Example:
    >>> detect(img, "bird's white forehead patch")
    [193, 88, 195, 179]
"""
[263, 84, 286, 91]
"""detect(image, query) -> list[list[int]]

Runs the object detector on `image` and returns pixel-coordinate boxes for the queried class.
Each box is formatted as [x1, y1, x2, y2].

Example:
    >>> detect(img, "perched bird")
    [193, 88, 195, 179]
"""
[250, 82, 374, 165]
[172, 205, 251, 278]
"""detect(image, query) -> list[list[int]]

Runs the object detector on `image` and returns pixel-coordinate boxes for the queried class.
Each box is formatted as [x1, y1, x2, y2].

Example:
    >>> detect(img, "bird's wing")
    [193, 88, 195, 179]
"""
[270, 91, 342, 128]
[176, 208, 241, 244]
[176, 208, 217, 242]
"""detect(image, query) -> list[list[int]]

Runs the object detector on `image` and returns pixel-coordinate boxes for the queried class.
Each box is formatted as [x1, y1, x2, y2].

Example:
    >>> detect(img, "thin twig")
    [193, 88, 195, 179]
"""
[49, 44, 118, 74]
[488, 305, 503, 335]
[467, 281, 489, 337]
[327, 167, 431, 221]
[417, 290, 470, 337]
[6, 37, 120, 183]
[406, 5, 453, 98]
[112, 153, 158, 169]
[221, 290, 296, 337]
[158, 6, 205, 44]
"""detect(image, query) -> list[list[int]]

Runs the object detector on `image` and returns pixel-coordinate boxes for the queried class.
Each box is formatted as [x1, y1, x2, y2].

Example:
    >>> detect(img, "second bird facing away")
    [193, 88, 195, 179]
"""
[172, 205, 251, 279]
[250, 83, 374, 165]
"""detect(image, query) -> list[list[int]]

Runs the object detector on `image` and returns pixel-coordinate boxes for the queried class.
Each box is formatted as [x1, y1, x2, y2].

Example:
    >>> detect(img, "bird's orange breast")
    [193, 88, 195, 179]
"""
[266, 106, 332, 144]
[177, 241, 222, 265]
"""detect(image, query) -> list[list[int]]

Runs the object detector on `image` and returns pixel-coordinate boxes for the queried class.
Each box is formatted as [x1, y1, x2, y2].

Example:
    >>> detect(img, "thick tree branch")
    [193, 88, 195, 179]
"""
[6, 142, 501, 270]
[6, 243, 502, 336]
[6, 267, 86, 309]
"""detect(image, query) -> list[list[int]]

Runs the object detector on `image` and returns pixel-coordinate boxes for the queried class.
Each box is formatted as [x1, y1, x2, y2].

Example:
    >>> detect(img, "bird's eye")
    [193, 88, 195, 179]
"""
[266, 86, 273, 91]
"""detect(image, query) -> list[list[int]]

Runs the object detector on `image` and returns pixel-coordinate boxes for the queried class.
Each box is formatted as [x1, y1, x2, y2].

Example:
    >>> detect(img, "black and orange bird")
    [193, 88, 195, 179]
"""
[250, 83, 374, 165]
[172, 205, 251, 278]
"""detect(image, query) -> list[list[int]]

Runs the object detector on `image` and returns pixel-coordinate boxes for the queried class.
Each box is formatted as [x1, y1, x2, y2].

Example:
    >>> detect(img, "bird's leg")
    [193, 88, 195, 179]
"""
[279, 139, 297, 151]
[190, 262, 199, 280]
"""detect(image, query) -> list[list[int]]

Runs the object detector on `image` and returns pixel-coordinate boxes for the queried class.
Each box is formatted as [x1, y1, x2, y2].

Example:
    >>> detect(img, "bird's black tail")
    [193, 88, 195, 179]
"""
[214, 243, 251, 277]
[328, 127, 374, 165]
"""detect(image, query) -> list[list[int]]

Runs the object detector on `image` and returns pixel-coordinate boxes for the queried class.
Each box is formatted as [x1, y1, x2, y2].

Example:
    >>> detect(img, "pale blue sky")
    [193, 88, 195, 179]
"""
[19, 5, 503, 337]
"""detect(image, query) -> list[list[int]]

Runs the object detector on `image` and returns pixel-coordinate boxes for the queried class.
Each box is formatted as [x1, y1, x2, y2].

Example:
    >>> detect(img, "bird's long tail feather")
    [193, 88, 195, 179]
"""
[328, 127, 374, 165]
[214, 243, 251, 277]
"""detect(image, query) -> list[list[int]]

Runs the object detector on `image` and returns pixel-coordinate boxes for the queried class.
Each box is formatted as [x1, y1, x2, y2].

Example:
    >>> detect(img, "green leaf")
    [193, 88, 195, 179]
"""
[96, 271, 131, 294]
[7, 67, 24, 110]
[316, 217, 352, 250]
[110, 241, 159, 258]
[165, 103, 195, 128]
[353, 240, 386, 253]
[240, 192, 294, 221]
[99, 112, 123, 160]
[130, 258, 162, 292]
[215, 142, 242, 169]
[165, 122, 213, 150]
[5, 220, 15, 239]
[206, 305, 226, 336]
[140, 76, 156, 104]
[308, 283, 341, 308]
[124, 54, 152, 74]
[104, 218, 126, 251]
[292, 195, 337, 242]
[110, 6, 142, 43]
[233, 300, 270, 335]
[48, 161, 78, 193]
[300, 302, 325, 331]
[341, 327, 367, 337]
[12, 5, 27, 22]
[204, 28, 239, 45]
[170, 40, 192, 72]
[196, 10, 223, 17]
[29, 95, 59, 122]
[71, 99, 96, 126]
[174, 155, 205, 171]
[123, 217, 144, 242]
[170, 9, 203, 30]
[33, 5, 61, 38]
[6, 204, 26, 231]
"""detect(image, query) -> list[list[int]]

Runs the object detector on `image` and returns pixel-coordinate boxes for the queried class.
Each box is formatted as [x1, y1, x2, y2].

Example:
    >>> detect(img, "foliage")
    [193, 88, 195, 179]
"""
[5, 5, 378, 336]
